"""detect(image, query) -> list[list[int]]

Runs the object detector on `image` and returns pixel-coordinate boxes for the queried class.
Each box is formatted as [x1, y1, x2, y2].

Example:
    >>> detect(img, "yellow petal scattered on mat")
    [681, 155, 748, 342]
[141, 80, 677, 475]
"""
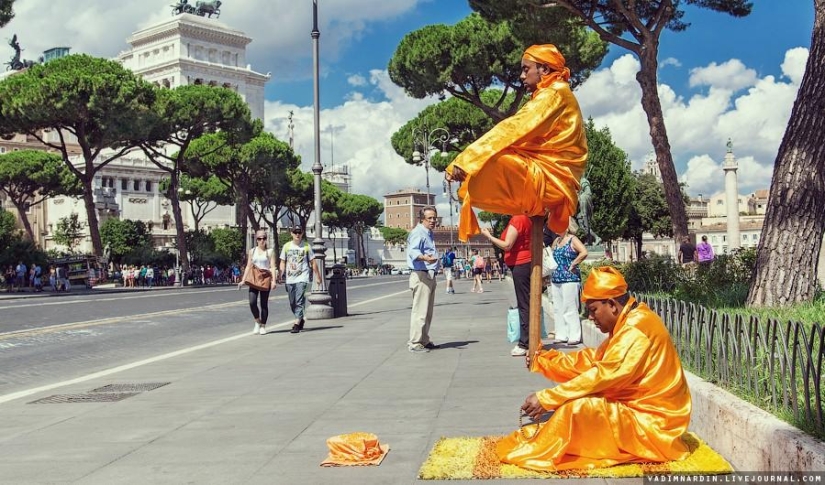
[417, 437, 482, 480]
[418, 432, 733, 480]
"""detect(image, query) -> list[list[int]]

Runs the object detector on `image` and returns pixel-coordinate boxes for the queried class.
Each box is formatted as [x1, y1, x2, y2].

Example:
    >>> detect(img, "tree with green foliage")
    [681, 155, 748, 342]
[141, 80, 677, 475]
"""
[338, 193, 383, 268]
[391, 94, 500, 172]
[471, 0, 752, 244]
[141, 84, 252, 270]
[0, 54, 156, 257]
[53, 213, 85, 254]
[622, 173, 673, 260]
[0, 207, 18, 250]
[0, 150, 83, 241]
[210, 227, 243, 264]
[185, 126, 299, 248]
[0, 0, 14, 28]
[281, 169, 343, 232]
[160, 174, 232, 232]
[583, 120, 634, 246]
[379, 226, 408, 246]
[99, 218, 152, 265]
[389, 12, 606, 123]
[748, 0, 825, 306]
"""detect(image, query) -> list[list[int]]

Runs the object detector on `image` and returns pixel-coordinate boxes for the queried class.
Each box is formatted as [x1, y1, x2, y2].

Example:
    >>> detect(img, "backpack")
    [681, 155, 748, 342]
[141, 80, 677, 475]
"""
[474, 256, 485, 269]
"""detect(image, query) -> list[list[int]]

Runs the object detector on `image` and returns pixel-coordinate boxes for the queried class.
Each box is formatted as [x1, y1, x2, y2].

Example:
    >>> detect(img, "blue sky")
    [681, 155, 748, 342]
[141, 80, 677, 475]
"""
[266, 2, 814, 109]
[3, 0, 816, 207]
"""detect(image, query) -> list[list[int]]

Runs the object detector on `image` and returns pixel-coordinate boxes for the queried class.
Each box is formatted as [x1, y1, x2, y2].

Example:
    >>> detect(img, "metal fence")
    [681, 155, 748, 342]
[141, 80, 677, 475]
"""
[638, 294, 824, 439]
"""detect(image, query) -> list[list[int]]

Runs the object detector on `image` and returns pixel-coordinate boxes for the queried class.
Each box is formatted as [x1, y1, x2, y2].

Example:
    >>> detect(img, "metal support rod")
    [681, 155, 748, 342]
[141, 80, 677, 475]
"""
[307, 0, 334, 319]
[529, 216, 544, 358]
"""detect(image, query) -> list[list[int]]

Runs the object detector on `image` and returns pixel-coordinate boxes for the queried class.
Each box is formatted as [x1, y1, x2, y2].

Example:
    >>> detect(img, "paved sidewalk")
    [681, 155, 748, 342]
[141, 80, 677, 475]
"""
[0, 278, 640, 485]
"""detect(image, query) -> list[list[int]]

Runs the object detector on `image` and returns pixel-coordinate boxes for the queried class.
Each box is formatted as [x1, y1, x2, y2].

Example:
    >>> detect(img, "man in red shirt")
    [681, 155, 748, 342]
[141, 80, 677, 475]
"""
[481, 215, 532, 356]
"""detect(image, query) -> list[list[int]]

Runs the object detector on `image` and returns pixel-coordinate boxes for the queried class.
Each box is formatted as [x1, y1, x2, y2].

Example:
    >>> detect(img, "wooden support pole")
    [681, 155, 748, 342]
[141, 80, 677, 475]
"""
[529, 215, 544, 358]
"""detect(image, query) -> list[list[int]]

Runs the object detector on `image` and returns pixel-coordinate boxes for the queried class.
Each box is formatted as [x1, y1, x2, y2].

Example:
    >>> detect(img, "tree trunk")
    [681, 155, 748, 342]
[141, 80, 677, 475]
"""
[747, 0, 825, 306]
[359, 226, 367, 268]
[237, 188, 250, 252]
[636, 49, 689, 244]
[11, 199, 35, 242]
[80, 177, 103, 257]
[169, 173, 190, 271]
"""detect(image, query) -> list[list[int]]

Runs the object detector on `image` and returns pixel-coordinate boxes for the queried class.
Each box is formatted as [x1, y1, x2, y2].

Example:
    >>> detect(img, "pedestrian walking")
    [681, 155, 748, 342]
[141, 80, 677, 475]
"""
[239, 229, 277, 335]
[279, 226, 320, 334]
[406, 206, 440, 353]
[442, 246, 456, 294]
[470, 249, 484, 293]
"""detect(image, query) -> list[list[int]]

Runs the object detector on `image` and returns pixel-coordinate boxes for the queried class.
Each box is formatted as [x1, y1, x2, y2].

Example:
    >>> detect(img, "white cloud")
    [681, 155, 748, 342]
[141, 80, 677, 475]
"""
[688, 59, 758, 91]
[264, 69, 438, 207]
[660, 57, 682, 68]
[578, 49, 806, 196]
[347, 74, 368, 87]
[3, 0, 424, 82]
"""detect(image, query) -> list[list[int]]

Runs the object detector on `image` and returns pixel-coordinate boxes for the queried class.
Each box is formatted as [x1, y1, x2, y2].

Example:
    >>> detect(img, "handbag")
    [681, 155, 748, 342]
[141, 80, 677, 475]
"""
[507, 307, 548, 343]
[244, 266, 272, 291]
[541, 246, 557, 277]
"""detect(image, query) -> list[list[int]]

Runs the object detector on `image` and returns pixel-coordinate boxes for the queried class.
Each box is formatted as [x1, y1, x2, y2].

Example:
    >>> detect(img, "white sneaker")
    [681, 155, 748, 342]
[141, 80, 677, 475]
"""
[259, 325, 267, 335]
[253, 321, 261, 334]
[511, 346, 528, 357]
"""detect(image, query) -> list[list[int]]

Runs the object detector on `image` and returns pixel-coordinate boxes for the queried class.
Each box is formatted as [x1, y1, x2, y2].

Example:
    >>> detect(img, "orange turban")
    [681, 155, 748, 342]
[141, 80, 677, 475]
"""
[581, 266, 628, 302]
[523, 44, 571, 84]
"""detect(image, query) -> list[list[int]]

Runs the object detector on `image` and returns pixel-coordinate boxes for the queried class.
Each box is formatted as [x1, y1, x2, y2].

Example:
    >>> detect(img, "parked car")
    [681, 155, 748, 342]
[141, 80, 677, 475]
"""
[400, 268, 411, 275]
[390, 268, 401, 275]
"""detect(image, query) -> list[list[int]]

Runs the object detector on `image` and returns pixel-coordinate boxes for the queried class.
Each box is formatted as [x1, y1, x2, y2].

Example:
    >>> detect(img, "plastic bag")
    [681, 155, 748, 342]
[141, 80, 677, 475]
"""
[542, 247, 557, 278]
[507, 307, 548, 343]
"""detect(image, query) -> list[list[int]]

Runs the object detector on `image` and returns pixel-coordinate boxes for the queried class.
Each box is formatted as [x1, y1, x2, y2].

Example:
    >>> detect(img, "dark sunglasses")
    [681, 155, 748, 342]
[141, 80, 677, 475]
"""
[256, 237, 267, 241]
[292, 230, 303, 234]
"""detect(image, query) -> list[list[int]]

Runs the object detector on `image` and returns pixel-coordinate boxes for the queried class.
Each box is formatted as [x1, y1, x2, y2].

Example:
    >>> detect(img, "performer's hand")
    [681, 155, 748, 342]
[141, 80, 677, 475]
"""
[521, 393, 545, 421]
[448, 166, 467, 182]
[480, 227, 491, 238]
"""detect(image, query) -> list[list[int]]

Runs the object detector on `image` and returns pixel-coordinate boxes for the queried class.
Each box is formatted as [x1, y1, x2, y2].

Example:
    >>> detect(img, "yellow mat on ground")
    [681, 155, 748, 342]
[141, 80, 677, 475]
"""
[418, 432, 732, 480]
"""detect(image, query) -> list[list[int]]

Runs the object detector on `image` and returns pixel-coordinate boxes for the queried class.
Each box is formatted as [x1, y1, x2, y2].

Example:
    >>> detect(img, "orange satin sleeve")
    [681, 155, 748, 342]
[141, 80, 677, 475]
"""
[530, 347, 598, 383]
[446, 82, 587, 241]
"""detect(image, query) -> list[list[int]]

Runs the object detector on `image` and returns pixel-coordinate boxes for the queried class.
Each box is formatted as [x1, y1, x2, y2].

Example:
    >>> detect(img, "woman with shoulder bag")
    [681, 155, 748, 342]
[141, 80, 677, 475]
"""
[239, 229, 278, 335]
[550, 218, 588, 346]
[481, 215, 532, 357]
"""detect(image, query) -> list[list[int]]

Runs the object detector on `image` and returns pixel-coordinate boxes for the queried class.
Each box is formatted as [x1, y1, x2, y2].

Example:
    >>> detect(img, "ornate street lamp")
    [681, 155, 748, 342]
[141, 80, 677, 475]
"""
[306, 0, 334, 319]
[411, 126, 450, 205]
[442, 180, 460, 249]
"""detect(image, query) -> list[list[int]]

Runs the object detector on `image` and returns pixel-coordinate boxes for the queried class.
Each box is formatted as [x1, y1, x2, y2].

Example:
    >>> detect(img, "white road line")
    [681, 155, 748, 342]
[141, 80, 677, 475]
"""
[0, 279, 405, 310]
[0, 288, 410, 405]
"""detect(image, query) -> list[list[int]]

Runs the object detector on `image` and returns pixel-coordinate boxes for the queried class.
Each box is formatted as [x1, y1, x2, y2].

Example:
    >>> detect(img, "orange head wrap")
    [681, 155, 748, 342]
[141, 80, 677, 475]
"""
[581, 266, 628, 302]
[523, 44, 571, 89]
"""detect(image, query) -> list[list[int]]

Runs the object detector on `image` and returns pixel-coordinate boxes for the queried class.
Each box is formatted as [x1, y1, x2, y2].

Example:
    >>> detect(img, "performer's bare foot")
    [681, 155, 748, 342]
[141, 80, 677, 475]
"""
[447, 166, 467, 182]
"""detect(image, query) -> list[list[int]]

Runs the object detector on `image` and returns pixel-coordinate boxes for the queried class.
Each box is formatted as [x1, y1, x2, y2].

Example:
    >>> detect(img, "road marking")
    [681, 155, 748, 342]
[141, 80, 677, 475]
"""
[0, 288, 410, 405]
[0, 280, 408, 339]
[0, 279, 405, 310]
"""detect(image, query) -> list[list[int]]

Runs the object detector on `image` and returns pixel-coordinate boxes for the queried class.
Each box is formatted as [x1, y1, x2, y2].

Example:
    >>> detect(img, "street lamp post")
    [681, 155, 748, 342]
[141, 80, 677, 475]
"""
[442, 180, 459, 249]
[411, 126, 450, 206]
[306, 0, 334, 320]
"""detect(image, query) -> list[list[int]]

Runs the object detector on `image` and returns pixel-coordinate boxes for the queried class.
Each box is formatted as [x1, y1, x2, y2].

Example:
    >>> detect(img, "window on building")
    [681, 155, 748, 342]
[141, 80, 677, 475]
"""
[716, 200, 723, 205]
[121, 179, 128, 190]
[0, 147, 5, 153]
[722, 235, 726, 242]
[134, 180, 140, 191]
[145, 181, 152, 192]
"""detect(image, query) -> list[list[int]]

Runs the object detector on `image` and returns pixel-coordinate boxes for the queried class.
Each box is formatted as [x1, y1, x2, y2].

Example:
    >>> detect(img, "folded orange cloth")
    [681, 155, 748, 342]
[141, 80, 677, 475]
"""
[320, 432, 390, 467]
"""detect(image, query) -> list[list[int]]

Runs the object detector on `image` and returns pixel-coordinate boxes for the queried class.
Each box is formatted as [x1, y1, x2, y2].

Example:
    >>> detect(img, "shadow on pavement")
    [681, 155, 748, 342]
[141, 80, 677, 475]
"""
[265, 325, 344, 335]
[436, 340, 479, 349]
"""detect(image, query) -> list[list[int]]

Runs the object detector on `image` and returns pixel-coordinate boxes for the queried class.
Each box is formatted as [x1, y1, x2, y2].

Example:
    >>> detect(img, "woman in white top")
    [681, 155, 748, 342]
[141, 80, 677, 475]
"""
[239, 230, 278, 335]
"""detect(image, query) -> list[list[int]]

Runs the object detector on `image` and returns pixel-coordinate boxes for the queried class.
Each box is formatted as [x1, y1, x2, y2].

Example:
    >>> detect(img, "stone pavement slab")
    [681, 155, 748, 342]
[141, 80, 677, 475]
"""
[0, 279, 643, 484]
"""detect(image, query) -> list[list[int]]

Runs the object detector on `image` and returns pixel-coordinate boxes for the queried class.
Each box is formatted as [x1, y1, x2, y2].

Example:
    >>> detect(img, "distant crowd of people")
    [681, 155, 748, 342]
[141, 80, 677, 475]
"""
[4, 261, 74, 293]
[117, 264, 242, 288]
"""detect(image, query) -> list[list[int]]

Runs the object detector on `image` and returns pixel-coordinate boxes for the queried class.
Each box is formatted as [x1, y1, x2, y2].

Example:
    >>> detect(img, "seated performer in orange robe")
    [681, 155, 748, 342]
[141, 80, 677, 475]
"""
[445, 44, 587, 241]
[497, 266, 692, 471]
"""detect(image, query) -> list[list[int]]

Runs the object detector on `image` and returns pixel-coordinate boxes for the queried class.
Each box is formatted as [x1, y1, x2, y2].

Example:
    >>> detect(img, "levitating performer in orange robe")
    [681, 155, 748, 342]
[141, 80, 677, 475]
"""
[445, 44, 587, 242]
[497, 267, 692, 472]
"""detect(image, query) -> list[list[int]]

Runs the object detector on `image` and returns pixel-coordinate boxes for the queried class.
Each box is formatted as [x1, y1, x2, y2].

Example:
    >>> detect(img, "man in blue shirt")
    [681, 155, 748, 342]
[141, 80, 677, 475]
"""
[442, 247, 457, 294]
[406, 206, 441, 353]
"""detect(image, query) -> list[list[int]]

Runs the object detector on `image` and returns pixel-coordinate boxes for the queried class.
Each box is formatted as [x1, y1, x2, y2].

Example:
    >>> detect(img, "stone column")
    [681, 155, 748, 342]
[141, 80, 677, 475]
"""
[723, 139, 740, 251]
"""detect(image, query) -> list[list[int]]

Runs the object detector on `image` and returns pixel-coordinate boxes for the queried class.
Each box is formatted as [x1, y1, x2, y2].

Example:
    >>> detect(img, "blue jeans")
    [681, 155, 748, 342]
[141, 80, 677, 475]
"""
[286, 282, 308, 319]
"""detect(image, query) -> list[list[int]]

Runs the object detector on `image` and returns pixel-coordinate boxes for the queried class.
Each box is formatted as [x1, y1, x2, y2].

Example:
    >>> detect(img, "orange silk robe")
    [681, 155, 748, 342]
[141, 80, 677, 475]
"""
[497, 298, 692, 472]
[445, 80, 587, 242]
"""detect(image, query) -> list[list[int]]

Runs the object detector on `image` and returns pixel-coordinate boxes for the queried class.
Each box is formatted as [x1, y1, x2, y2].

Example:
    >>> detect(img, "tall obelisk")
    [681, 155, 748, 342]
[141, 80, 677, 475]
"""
[723, 139, 740, 251]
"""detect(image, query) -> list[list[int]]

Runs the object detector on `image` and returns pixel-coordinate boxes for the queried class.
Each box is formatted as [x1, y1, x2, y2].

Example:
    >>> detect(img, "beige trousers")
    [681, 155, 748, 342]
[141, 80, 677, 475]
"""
[408, 270, 436, 347]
